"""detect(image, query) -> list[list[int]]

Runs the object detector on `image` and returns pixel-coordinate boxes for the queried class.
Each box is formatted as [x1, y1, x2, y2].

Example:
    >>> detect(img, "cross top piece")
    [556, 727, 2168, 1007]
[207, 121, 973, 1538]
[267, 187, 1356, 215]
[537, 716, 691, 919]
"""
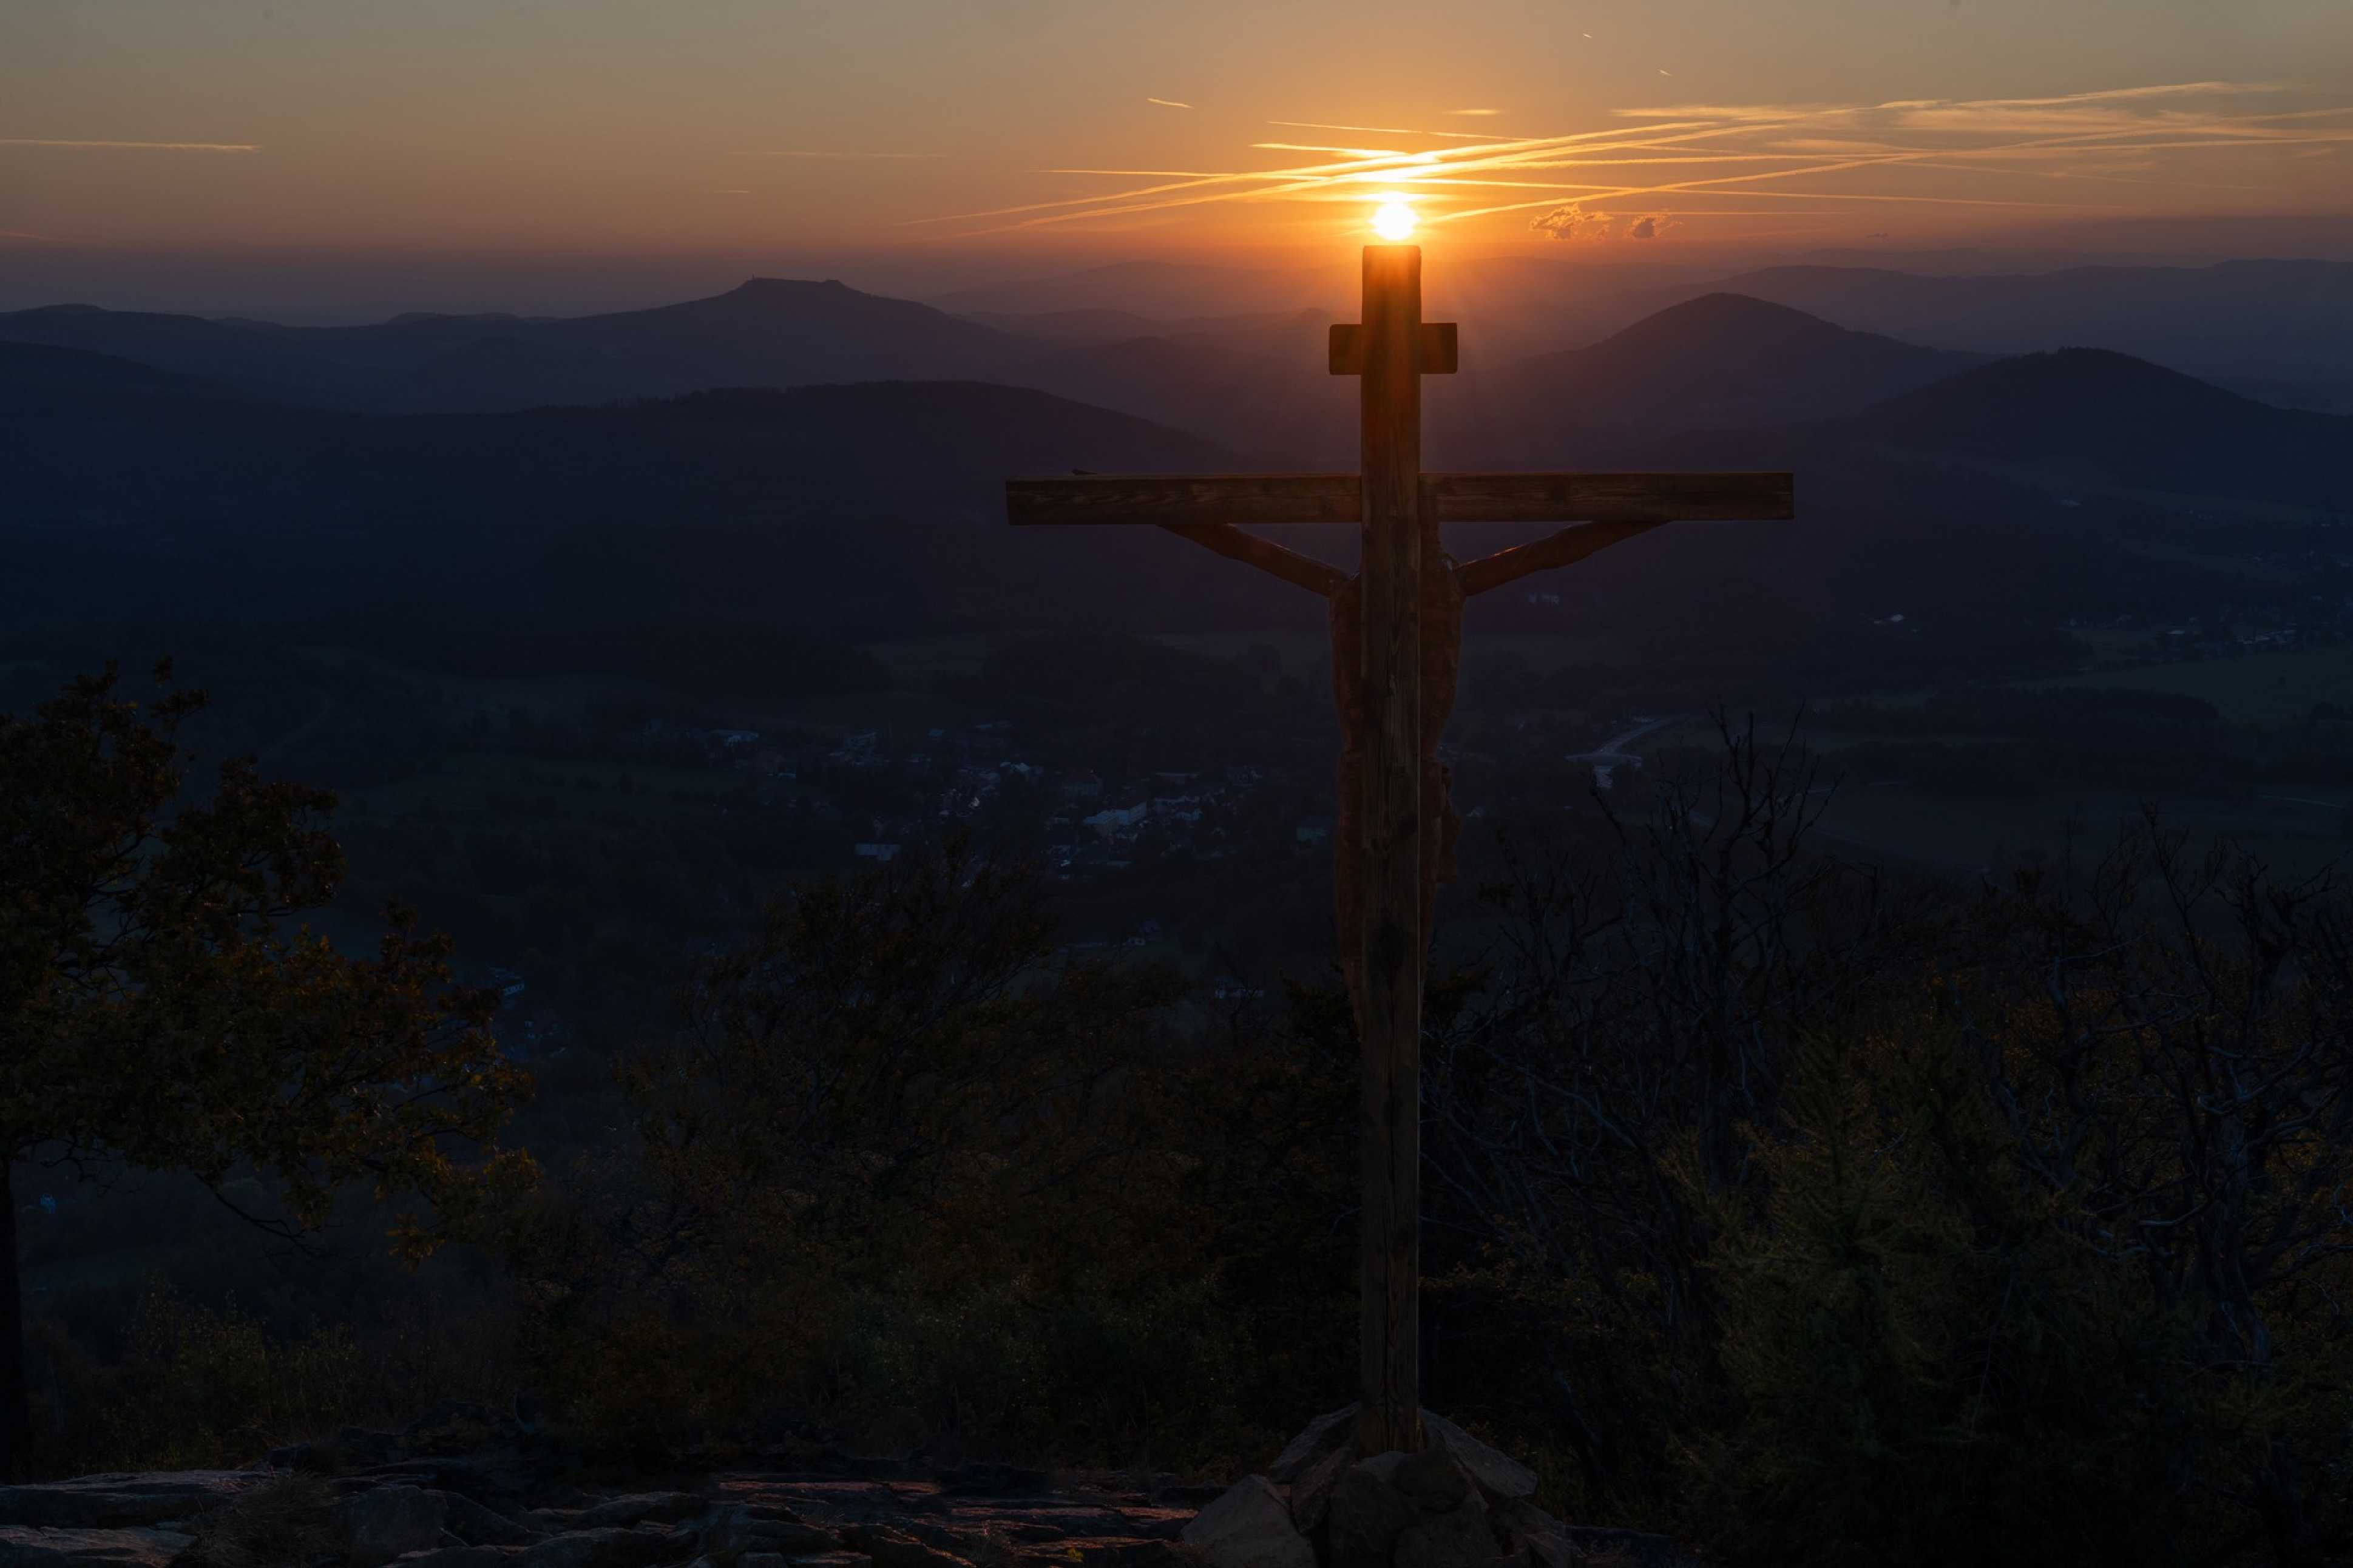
[1006, 242, 1793, 1458]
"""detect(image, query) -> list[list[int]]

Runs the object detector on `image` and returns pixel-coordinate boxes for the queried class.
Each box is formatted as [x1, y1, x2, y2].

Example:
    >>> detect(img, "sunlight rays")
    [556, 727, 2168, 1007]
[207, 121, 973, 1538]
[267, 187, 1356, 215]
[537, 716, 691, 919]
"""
[915, 81, 2352, 243]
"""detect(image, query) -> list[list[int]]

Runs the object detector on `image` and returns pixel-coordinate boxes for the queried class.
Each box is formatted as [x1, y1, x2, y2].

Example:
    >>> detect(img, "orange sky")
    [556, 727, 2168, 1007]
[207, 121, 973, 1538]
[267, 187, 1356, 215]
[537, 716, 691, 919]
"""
[3, 1, 2350, 312]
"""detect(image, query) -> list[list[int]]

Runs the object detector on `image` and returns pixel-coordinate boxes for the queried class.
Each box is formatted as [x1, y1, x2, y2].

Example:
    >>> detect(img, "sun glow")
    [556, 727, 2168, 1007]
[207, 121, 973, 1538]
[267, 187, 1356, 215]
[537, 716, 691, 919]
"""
[1370, 197, 1418, 239]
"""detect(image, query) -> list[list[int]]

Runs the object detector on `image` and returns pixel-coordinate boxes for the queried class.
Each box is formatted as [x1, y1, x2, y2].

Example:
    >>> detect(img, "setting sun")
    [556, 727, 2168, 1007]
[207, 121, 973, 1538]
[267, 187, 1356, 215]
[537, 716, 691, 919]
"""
[1370, 199, 1418, 241]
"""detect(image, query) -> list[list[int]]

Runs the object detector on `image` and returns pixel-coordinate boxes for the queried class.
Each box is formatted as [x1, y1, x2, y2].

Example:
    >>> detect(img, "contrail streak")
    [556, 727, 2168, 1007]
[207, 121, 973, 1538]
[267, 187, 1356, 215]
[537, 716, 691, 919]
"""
[0, 138, 258, 151]
[921, 81, 2347, 239]
[748, 149, 944, 159]
[1268, 120, 1523, 141]
[909, 122, 1715, 228]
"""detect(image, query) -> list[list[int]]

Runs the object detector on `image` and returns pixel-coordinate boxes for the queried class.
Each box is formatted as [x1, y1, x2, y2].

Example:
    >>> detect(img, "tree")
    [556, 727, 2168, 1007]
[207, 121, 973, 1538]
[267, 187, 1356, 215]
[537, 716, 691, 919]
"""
[0, 664, 533, 1477]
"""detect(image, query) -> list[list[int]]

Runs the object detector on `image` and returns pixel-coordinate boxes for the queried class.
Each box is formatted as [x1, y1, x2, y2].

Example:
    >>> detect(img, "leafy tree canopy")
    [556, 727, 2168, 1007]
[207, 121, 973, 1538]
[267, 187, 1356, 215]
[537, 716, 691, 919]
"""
[0, 664, 533, 1472]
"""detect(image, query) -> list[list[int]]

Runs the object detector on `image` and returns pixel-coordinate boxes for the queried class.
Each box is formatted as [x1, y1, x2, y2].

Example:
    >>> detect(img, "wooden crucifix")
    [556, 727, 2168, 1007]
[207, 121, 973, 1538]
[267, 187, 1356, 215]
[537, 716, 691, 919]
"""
[1006, 242, 1792, 1458]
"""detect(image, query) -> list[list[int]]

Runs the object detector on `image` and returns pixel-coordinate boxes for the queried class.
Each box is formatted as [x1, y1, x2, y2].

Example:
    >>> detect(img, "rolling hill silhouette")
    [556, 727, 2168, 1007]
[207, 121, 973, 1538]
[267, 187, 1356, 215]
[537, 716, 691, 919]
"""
[0, 340, 252, 407]
[953, 305, 1324, 346]
[998, 308, 1353, 462]
[0, 373, 1349, 640]
[4, 376, 1230, 531]
[18, 269, 2337, 484]
[1491, 294, 1986, 433]
[1849, 348, 2352, 510]
[1591, 260, 2353, 405]
[3, 280, 2334, 694]
[926, 260, 1316, 320]
[0, 279, 1031, 413]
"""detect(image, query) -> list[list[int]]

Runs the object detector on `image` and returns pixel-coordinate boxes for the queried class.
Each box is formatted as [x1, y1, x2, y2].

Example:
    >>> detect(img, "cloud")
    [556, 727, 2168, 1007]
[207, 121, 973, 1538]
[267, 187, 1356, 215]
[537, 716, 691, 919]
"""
[0, 138, 257, 151]
[1932, 80, 2281, 108]
[1531, 201, 1609, 240]
[1626, 214, 1680, 238]
[1148, 98, 1194, 110]
[1449, 109, 1500, 117]
[1616, 102, 1837, 120]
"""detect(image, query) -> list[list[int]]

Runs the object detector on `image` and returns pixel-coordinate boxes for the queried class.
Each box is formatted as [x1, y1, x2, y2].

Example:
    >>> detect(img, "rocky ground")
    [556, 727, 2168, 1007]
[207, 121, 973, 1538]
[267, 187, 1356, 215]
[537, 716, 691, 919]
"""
[1179, 1407, 1693, 1568]
[0, 1403, 1698, 1568]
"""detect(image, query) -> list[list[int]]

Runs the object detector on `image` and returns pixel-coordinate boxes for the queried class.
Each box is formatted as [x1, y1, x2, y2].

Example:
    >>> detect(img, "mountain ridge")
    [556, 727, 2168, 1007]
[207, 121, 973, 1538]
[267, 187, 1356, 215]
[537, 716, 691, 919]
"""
[1847, 347, 2352, 510]
[0, 277, 1035, 414]
[1489, 292, 1988, 433]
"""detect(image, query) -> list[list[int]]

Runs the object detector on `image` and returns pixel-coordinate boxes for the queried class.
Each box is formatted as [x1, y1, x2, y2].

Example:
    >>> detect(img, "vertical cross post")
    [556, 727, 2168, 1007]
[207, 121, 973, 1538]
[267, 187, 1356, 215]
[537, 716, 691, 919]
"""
[1005, 242, 1789, 1461]
[1356, 243, 1423, 1458]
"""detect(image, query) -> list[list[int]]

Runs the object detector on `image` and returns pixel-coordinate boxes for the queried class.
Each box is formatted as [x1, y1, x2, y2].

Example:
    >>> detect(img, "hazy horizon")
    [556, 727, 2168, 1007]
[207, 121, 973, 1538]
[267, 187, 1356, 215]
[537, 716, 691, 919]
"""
[6, 0, 2351, 320]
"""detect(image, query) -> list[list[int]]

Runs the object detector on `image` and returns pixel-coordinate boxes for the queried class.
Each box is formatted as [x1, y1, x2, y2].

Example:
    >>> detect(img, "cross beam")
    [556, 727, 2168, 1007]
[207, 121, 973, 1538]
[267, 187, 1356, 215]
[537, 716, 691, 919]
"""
[1004, 243, 1792, 1458]
[1007, 470, 1793, 527]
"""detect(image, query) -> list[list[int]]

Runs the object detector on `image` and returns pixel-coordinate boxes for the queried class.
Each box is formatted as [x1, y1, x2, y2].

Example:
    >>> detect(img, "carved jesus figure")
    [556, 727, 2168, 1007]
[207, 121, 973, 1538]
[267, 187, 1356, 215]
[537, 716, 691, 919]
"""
[1162, 517, 1664, 1016]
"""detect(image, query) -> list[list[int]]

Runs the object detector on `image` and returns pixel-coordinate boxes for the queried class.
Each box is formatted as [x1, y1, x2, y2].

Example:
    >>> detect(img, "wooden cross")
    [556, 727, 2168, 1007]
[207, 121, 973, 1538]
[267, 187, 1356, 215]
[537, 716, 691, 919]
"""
[1006, 243, 1792, 1457]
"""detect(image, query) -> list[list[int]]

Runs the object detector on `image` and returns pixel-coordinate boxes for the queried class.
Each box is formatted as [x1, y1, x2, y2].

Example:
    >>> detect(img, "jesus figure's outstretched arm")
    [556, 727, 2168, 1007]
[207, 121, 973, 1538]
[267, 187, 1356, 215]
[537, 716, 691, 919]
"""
[1454, 518, 1667, 598]
[1157, 523, 1350, 597]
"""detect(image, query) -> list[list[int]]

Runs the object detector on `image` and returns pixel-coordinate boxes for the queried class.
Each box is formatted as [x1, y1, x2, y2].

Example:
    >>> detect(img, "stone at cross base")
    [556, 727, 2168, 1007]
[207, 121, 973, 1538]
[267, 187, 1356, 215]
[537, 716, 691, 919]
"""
[1181, 1406, 1576, 1568]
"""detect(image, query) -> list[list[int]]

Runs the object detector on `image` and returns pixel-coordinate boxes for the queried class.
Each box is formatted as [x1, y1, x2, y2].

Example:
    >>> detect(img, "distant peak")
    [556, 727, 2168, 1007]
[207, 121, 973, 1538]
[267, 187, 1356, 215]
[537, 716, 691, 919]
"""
[384, 309, 523, 326]
[1653, 292, 1830, 326]
[730, 277, 855, 294]
[1980, 346, 2201, 383]
[1569, 291, 1849, 359]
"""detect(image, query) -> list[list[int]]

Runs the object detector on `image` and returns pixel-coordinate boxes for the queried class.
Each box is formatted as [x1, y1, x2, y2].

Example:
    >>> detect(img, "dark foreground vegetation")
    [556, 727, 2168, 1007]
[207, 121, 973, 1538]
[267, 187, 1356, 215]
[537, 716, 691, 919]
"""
[10, 667, 2353, 1568]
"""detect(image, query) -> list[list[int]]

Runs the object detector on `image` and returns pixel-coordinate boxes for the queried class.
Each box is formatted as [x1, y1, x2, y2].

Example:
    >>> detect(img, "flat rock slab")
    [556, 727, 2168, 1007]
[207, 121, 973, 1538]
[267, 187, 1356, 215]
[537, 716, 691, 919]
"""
[843, 1523, 975, 1568]
[1324, 1468, 1419, 1568]
[389, 1549, 520, 1568]
[1095, 1510, 1189, 1542]
[1264, 1408, 1537, 1505]
[513, 1524, 687, 1568]
[1014, 1535, 1181, 1568]
[0, 1473, 258, 1529]
[343, 1484, 452, 1566]
[441, 1492, 547, 1547]
[524, 1494, 709, 1533]
[1420, 1416, 1536, 1503]
[1563, 1527, 1708, 1568]
[0, 1527, 195, 1567]
[938, 1506, 1146, 1539]
[7, 1419, 1710, 1568]
[711, 1476, 1187, 1563]
[1180, 1477, 1313, 1568]
[1391, 1504, 1502, 1568]
[1267, 1407, 1358, 1485]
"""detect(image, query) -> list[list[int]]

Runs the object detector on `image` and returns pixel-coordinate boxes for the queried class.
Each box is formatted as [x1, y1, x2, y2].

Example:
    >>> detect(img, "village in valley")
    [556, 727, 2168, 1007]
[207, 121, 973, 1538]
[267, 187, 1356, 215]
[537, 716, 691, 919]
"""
[457, 590, 2353, 1064]
[631, 697, 1665, 883]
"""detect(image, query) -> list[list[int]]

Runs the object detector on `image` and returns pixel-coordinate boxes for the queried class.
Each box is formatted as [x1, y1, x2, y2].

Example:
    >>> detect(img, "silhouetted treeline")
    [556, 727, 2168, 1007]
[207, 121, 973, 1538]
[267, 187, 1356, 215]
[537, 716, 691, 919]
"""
[19, 700, 2353, 1565]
